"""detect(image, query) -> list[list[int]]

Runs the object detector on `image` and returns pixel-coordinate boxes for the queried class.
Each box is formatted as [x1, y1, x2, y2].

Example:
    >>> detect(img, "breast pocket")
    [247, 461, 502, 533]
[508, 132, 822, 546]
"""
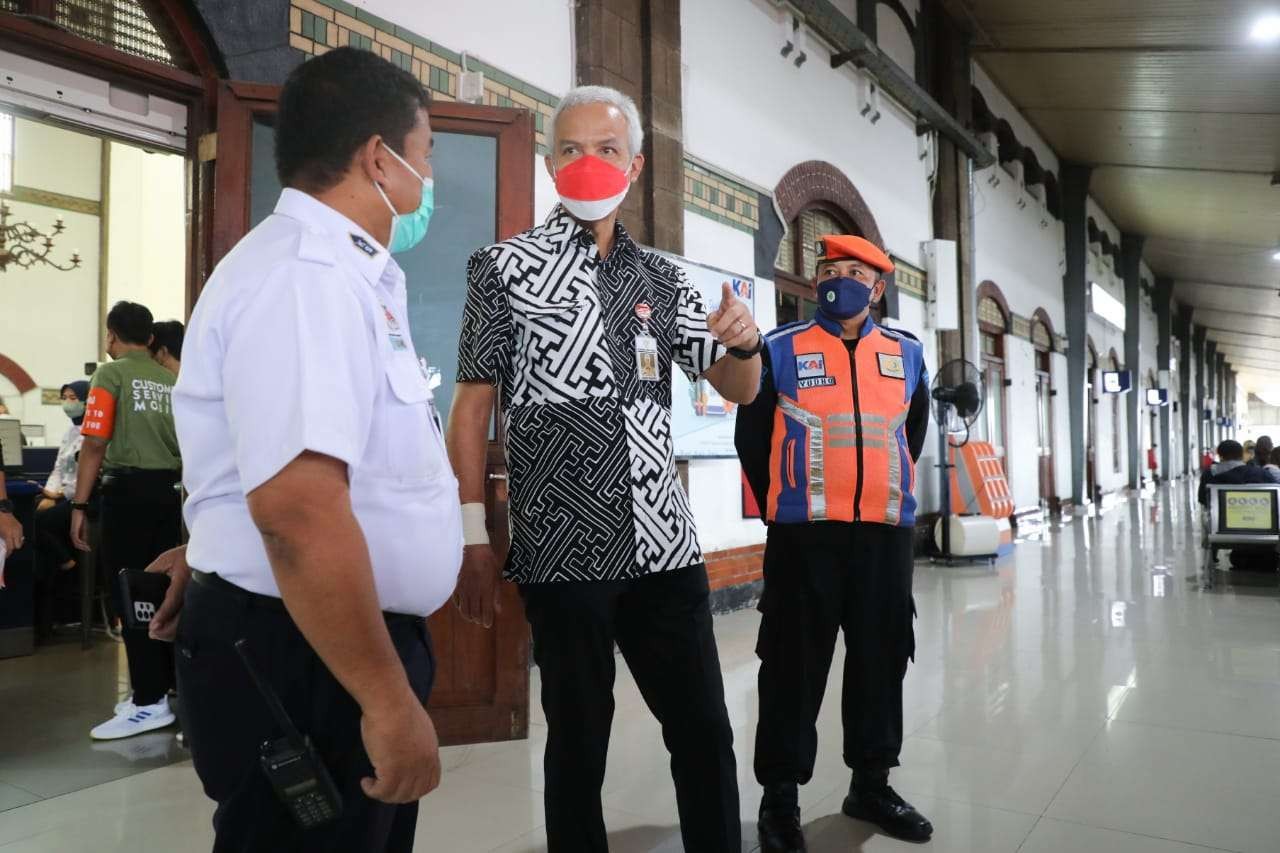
[381, 352, 448, 480]
[512, 298, 615, 403]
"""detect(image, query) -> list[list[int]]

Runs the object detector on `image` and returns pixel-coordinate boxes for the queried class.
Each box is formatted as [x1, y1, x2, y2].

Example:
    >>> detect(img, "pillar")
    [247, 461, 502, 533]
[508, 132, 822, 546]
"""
[1061, 165, 1092, 505]
[1175, 307, 1193, 475]
[1121, 233, 1145, 489]
[923, 2, 977, 364]
[1155, 278, 1173, 480]
[1206, 341, 1218, 447]
[576, 0, 684, 253]
[1193, 325, 1206, 460]
[1212, 348, 1224, 445]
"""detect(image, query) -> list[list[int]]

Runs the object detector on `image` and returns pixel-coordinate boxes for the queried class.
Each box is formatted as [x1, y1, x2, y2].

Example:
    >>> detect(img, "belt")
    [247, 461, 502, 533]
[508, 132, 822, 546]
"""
[191, 569, 423, 626]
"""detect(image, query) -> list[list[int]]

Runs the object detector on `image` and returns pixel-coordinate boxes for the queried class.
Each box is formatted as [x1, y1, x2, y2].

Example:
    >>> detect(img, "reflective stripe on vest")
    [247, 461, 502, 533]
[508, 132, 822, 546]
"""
[765, 320, 919, 527]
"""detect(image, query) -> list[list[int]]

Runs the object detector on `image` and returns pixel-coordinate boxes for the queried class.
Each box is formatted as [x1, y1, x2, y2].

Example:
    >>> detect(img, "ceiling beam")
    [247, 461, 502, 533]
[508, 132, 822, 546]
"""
[1089, 161, 1277, 177]
[1202, 328, 1280, 347]
[975, 45, 1251, 55]
[1194, 307, 1280, 323]
[1176, 280, 1279, 293]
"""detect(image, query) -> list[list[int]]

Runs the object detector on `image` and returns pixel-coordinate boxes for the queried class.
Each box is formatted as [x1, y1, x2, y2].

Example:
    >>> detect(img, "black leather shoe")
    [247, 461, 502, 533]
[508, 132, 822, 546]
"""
[842, 781, 933, 843]
[758, 783, 807, 852]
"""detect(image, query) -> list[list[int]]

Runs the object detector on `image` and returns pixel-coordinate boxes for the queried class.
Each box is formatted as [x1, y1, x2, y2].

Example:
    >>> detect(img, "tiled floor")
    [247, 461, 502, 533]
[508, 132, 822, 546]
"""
[2, 481, 1279, 851]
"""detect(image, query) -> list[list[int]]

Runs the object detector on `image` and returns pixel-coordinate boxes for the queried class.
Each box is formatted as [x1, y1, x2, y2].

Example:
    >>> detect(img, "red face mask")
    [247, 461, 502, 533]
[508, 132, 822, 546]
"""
[553, 155, 630, 222]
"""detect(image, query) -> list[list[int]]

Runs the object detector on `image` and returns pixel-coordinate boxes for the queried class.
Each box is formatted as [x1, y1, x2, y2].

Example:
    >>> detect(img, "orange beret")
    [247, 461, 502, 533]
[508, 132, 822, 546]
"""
[816, 235, 894, 274]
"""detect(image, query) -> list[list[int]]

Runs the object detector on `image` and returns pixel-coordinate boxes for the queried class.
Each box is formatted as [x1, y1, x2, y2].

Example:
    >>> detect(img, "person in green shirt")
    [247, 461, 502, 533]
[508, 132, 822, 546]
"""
[71, 301, 183, 740]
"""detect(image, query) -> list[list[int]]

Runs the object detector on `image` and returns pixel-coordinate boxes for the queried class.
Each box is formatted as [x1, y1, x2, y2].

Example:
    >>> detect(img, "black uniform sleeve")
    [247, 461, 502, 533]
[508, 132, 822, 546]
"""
[906, 366, 930, 463]
[734, 344, 776, 521]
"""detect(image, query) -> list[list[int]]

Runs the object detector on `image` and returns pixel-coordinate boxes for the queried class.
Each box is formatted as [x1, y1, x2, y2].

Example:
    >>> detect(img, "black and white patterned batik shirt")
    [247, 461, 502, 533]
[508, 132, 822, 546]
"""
[457, 206, 723, 584]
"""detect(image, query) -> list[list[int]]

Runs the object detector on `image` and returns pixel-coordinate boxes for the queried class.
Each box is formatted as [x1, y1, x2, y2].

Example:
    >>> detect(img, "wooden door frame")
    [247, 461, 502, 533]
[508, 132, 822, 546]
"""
[211, 84, 535, 744]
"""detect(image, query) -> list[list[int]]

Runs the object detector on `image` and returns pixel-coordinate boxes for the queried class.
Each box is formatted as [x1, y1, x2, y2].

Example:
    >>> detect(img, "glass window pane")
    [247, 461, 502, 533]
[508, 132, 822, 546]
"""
[399, 132, 497, 426]
[244, 125, 498, 428]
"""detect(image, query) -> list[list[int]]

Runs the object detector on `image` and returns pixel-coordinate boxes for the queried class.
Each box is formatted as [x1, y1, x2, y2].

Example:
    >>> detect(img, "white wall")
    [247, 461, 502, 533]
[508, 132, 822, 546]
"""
[106, 141, 187, 330]
[0, 119, 187, 446]
[0, 118, 102, 444]
[683, 0, 933, 265]
[356, 0, 573, 99]
[1088, 314, 1128, 494]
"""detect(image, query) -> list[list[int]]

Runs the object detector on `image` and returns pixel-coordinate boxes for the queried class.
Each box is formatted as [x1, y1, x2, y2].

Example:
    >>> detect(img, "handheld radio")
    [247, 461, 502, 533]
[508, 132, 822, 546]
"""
[234, 639, 343, 828]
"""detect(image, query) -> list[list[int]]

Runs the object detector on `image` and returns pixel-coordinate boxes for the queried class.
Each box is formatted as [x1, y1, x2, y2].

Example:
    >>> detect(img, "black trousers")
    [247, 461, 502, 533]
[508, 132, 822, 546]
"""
[754, 522, 916, 787]
[100, 469, 182, 706]
[520, 563, 740, 853]
[176, 573, 435, 853]
[34, 498, 75, 573]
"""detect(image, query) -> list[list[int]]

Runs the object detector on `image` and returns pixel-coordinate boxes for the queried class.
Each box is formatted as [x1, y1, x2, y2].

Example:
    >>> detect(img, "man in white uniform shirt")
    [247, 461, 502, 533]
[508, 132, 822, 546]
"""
[171, 48, 459, 852]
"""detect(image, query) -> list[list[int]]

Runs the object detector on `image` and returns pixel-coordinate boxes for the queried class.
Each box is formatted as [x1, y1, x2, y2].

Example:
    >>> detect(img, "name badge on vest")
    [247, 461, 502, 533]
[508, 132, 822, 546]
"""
[796, 353, 835, 389]
[635, 333, 659, 381]
[877, 352, 906, 379]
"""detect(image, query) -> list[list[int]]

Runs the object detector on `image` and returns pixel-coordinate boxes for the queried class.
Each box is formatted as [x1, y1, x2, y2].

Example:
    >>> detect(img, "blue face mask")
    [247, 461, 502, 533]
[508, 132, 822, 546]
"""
[373, 142, 434, 253]
[817, 276, 874, 320]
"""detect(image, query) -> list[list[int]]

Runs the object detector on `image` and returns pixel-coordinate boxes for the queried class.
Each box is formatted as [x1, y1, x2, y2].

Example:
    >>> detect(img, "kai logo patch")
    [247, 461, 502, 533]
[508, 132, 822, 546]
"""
[796, 353, 826, 379]
[350, 233, 379, 257]
[877, 352, 906, 379]
[796, 353, 836, 389]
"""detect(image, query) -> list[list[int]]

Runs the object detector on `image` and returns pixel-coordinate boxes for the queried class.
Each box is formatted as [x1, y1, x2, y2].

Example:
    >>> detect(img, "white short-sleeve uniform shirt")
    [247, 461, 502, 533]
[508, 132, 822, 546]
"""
[174, 188, 462, 617]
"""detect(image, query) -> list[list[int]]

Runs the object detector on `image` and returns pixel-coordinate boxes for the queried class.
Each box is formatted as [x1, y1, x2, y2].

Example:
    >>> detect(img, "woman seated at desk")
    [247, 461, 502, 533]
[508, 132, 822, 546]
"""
[32, 382, 89, 632]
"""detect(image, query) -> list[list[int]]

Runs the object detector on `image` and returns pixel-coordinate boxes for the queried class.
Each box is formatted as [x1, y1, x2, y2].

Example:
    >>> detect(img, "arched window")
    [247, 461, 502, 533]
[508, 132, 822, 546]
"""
[771, 161, 888, 326]
[1030, 311, 1056, 503]
[774, 204, 883, 325]
[976, 282, 1010, 457]
[1087, 338, 1099, 499]
[1110, 350, 1123, 473]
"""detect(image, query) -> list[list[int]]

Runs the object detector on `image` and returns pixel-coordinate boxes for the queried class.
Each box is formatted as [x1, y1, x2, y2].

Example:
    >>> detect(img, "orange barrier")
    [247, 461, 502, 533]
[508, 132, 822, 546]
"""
[949, 441, 1014, 519]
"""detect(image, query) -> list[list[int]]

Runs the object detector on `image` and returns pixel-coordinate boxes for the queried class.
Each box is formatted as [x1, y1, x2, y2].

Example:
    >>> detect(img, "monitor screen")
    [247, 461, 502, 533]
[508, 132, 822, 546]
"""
[1217, 489, 1280, 535]
[1102, 370, 1132, 394]
[0, 418, 21, 469]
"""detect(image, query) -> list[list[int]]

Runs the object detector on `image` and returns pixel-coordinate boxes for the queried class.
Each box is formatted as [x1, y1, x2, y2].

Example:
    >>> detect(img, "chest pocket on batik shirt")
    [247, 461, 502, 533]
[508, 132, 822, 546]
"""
[511, 297, 615, 403]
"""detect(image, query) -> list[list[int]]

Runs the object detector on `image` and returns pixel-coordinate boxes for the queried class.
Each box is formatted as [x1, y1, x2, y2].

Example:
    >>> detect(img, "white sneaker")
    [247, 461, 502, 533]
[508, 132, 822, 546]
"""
[114, 698, 132, 715]
[90, 697, 176, 740]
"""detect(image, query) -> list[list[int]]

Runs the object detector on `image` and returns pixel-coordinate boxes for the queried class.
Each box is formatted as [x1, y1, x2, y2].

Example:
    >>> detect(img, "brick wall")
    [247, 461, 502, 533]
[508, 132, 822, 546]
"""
[576, 0, 684, 254]
[705, 542, 764, 590]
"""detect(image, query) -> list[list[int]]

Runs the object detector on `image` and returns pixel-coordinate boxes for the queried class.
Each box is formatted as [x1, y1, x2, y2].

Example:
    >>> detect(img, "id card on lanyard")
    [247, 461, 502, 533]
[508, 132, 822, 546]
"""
[634, 302, 658, 382]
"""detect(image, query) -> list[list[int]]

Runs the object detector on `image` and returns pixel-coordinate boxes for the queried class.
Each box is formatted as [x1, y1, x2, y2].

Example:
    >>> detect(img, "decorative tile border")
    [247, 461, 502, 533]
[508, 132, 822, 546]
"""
[892, 257, 925, 298]
[290, 0, 560, 154]
[683, 160, 759, 233]
[3, 185, 100, 216]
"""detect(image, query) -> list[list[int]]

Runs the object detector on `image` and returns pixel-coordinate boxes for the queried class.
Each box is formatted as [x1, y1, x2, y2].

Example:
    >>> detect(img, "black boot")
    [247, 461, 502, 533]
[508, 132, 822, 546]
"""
[758, 782, 806, 852]
[842, 772, 933, 843]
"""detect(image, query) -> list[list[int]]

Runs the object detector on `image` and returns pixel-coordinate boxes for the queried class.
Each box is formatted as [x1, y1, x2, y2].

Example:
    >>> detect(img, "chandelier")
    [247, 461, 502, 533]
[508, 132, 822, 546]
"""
[0, 201, 81, 272]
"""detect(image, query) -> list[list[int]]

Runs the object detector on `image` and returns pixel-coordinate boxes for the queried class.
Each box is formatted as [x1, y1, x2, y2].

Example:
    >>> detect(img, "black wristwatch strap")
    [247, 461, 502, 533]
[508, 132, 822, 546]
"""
[0, 498, 14, 514]
[728, 332, 764, 360]
[69, 500, 90, 511]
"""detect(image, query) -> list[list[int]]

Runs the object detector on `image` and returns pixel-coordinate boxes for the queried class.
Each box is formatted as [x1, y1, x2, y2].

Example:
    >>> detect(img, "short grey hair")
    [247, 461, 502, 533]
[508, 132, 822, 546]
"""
[549, 85, 644, 158]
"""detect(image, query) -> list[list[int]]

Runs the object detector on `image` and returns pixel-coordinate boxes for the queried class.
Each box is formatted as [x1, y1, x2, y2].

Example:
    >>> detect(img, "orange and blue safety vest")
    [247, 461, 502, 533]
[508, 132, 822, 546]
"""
[761, 314, 927, 527]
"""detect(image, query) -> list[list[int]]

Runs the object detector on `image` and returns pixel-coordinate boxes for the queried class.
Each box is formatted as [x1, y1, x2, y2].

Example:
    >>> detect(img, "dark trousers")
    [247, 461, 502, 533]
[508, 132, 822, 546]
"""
[176, 574, 435, 853]
[34, 498, 75, 573]
[101, 470, 182, 706]
[520, 564, 740, 853]
[754, 523, 916, 787]
[33, 499, 73, 634]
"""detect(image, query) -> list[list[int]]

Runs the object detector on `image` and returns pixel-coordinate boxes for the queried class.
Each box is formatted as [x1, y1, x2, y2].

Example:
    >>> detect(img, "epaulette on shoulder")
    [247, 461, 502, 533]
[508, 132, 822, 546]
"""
[880, 325, 921, 344]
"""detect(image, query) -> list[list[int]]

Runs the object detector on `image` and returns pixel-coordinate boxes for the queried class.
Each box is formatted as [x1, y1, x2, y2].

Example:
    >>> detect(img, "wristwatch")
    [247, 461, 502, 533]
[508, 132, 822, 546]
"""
[728, 332, 764, 360]
[69, 500, 90, 511]
[0, 499, 14, 514]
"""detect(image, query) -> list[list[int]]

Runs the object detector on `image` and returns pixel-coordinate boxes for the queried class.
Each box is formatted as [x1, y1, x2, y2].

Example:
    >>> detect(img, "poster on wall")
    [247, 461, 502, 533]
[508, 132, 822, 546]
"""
[649, 250, 756, 458]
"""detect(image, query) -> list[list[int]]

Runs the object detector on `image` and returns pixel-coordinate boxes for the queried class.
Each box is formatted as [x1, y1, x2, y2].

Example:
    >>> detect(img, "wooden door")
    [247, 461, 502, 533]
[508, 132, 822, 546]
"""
[206, 81, 534, 745]
[1036, 370, 1056, 506]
